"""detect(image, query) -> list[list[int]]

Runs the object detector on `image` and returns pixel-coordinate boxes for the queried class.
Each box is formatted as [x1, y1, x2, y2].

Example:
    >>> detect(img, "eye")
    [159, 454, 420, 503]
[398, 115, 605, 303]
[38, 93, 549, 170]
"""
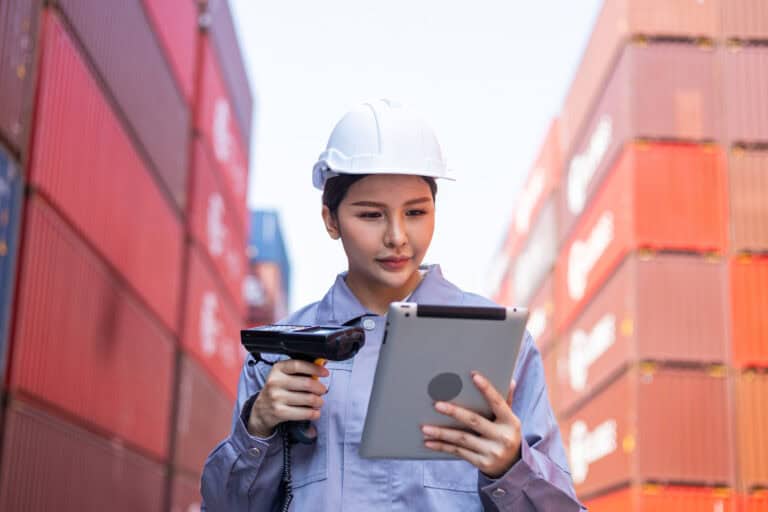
[357, 211, 382, 219]
[405, 209, 427, 216]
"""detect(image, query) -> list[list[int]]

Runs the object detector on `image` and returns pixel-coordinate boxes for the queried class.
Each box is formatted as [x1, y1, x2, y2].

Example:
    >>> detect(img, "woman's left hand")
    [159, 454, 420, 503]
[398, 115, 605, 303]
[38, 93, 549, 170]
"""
[421, 371, 522, 479]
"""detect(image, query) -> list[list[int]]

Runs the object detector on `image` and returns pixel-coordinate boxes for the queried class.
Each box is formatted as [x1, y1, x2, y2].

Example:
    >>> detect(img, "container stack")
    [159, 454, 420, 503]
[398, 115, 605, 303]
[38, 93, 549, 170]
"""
[0, 1, 254, 510]
[493, 1, 768, 510]
[245, 210, 291, 326]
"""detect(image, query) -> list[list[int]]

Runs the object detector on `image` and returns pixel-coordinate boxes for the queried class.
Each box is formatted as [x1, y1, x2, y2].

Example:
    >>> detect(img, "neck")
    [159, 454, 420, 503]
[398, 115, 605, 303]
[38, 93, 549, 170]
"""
[344, 270, 424, 316]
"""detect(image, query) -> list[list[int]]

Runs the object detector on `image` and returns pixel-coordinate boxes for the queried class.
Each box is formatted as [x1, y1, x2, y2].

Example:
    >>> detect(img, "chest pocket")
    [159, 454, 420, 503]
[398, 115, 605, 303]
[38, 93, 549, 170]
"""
[422, 459, 477, 493]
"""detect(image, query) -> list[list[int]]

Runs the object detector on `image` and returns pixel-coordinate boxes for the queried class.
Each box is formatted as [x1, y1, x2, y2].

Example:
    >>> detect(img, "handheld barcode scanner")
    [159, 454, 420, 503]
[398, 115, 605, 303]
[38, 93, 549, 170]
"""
[241, 324, 365, 444]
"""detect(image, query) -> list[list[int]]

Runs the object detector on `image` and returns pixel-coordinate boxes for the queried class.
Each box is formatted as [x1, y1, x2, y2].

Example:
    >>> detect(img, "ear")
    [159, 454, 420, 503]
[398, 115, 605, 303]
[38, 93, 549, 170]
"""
[321, 205, 341, 240]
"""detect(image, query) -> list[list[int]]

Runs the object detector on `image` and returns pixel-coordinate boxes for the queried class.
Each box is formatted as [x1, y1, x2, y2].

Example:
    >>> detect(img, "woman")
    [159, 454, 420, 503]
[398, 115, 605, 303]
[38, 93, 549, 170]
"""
[201, 100, 584, 511]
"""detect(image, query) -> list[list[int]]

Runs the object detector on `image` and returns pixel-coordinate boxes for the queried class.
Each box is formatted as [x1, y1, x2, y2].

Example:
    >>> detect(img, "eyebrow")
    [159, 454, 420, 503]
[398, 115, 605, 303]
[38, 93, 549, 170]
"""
[349, 197, 432, 208]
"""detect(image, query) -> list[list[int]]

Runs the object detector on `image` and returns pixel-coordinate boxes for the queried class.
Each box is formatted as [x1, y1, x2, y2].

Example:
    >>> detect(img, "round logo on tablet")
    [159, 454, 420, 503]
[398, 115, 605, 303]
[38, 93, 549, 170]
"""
[428, 372, 463, 401]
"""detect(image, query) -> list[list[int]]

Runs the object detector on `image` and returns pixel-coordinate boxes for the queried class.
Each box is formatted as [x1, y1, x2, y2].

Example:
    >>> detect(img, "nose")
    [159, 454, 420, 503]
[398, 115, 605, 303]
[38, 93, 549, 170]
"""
[384, 215, 407, 248]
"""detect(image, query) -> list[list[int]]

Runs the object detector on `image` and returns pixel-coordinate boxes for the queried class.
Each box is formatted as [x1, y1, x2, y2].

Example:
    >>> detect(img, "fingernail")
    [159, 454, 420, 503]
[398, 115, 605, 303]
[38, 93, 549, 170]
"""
[434, 401, 448, 413]
[422, 425, 435, 435]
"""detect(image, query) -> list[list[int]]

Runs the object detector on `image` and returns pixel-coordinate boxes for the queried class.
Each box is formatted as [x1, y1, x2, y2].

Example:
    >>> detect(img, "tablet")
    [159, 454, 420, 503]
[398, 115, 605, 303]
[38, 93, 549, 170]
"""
[359, 302, 528, 459]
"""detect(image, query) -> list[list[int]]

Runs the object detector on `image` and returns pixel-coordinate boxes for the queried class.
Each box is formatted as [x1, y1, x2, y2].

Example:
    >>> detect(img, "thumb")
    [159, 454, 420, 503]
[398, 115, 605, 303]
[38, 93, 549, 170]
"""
[506, 379, 516, 408]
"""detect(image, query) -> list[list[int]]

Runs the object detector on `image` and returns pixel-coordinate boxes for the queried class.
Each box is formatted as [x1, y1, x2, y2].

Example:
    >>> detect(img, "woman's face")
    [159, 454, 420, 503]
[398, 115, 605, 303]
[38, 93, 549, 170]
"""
[323, 174, 435, 294]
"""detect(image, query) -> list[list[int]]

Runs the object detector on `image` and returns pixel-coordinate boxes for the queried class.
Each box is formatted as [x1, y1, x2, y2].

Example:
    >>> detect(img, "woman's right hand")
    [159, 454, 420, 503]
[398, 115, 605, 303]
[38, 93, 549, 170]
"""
[247, 359, 329, 438]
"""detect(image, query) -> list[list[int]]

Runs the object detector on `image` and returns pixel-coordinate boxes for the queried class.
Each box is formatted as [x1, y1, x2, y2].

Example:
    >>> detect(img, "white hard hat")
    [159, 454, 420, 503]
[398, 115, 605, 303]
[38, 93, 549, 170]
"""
[312, 99, 453, 190]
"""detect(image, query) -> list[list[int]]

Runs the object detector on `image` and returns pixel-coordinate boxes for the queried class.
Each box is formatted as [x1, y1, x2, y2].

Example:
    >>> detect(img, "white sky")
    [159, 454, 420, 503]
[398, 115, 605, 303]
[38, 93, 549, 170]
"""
[231, 0, 603, 310]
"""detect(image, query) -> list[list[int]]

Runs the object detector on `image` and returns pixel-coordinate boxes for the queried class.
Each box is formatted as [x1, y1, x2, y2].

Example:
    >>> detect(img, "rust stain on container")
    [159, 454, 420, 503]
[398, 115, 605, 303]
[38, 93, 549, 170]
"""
[171, 471, 203, 512]
[729, 150, 768, 252]
[559, 0, 719, 160]
[54, 0, 190, 208]
[173, 354, 233, 476]
[583, 485, 735, 512]
[731, 256, 768, 368]
[722, 46, 768, 144]
[9, 195, 175, 461]
[721, 0, 768, 42]
[0, 400, 166, 511]
[555, 253, 728, 416]
[563, 366, 733, 498]
[734, 371, 768, 491]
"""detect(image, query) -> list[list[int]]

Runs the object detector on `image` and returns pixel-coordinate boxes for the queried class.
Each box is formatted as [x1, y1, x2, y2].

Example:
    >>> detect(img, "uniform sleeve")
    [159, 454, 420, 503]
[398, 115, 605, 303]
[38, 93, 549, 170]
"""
[200, 357, 286, 512]
[476, 333, 586, 511]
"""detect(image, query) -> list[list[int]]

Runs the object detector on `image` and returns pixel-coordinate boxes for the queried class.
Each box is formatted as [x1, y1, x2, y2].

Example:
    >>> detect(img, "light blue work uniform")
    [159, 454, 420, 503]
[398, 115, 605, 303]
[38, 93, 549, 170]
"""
[201, 265, 585, 511]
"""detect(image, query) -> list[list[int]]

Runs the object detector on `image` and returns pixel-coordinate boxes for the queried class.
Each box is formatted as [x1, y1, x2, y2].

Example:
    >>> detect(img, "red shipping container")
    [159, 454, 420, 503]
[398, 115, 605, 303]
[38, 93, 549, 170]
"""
[563, 365, 733, 498]
[29, 11, 184, 333]
[183, 245, 246, 399]
[509, 196, 557, 306]
[731, 256, 768, 368]
[0, 0, 42, 155]
[171, 471, 203, 512]
[189, 138, 248, 315]
[583, 485, 735, 512]
[247, 261, 289, 325]
[734, 371, 768, 491]
[723, 46, 768, 144]
[9, 196, 175, 461]
[54, 0, 190, 208]
[173, 354, 233, 476]
[197, 36, 250, 232]
[555, 142, 727, 335]
[559, 0, 719, 160]
[740, 492, 768, 512]
[0, 400, 165, 512]
[542, 342, 560, 415]
[525, 272, 556, 352]
[722, 1, 768, 42]
[142, 0, 199, 105]
[729, 150, 768, 252]
[555, 253, 729, 416]
[560, 43, 718, 244]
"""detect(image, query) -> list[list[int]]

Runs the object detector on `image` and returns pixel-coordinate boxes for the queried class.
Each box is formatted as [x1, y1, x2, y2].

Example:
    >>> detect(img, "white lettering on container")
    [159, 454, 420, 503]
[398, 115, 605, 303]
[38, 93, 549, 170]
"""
[567, 116, 612, 215]
[200, 292, 221, 357]
[213, 98, 233, 163]
[567, 211, 614, 301]
[568, 314, 617, 391]
[207, 193, 227, 257]
[569, 419, 618, 485]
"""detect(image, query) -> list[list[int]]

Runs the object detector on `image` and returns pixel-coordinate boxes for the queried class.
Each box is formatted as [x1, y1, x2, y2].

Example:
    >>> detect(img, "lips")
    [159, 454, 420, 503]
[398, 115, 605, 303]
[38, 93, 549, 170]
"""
[376, 256, 411, 271]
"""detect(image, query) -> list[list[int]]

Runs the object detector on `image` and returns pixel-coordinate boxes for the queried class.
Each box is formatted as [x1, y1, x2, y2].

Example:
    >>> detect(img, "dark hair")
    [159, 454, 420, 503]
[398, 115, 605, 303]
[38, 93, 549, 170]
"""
[322, 174, 438, 215]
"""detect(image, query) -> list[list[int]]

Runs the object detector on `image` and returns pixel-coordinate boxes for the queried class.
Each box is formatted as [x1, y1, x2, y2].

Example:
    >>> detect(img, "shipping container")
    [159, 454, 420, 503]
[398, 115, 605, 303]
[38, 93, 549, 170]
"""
[563, 365, 733, 498]
[542, 342, 560, 415]
[728, 149, 768, 253]
[583, 485, 735, 512]
[0, 145, 23, 383]
[510, 197, 557, 306]
[722, 45, 768, 144]
[171, 471, 203, 512]
[730, 256, 768, 368]
[142, 0, 199, 105]
[189, 138, 248, 316]
[0, 400, 166, 511]
[246, 261, 289, 325]
[559, 0, 719, 160]
[555, 253, 728, 416]
[555, 142, 727, 335]
[0, 0, 41, 155]
[203, 0, 254, 144]
[525, 272, 556, 352]
[9, 195, 175, 461]
[54, 0, 190, 208]
[560, 43, 718, 244]
[29, 11, 184, 333]
[721, 1, 768, 43]
[197, 36, 250, 232]
[183, 245, 246, 400]
[740, 492, 768, 512]
[734, 371, 768, 491]
[173, 354, 233, 476]
[249, 210, 292, 300]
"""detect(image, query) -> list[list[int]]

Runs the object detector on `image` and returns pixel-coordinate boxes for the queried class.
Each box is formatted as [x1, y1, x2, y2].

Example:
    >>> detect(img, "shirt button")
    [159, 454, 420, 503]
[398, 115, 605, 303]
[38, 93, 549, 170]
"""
[362, 318, 376, 330]
[249, 447, 261, 457]
[492, 488, 506, 498]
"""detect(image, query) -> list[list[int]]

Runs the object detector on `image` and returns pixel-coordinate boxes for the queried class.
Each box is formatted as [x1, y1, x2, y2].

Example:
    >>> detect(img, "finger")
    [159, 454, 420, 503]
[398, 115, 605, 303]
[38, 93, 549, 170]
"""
[433, 401, 497, 438]
[423, 439, 485, 467]
[276, 359, 330, 378]
[421, 425, 492, 454]
[506, 379, 516, 408]
[272, 403, 322, 422]
[277, 389, 325, 409]
[471, 372, 515, 422]
[276, 374, 327, 395]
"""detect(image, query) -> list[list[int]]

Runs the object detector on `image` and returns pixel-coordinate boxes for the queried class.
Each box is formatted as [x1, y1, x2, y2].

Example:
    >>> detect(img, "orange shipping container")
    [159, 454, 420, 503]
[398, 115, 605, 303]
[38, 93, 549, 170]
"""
[563, 366, 733, 498]
[542, 342, 560, 415]
[583, 485, 735, 512]
[555, 253, 728, 416]
[721, 0, 768, 42]
[555, 142, 727, 335]
[728, 150, 768, 253]
[730, 256, 768, 368]
[734, 371, 768, 491]
[740, 492, 768, 512]
[525, 272, 556, 352]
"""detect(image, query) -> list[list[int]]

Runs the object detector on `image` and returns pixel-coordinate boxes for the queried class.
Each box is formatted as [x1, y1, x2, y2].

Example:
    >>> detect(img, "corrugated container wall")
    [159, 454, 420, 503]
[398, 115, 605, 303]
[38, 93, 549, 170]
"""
[560, 43, 718, 245]
[722, 46, 768, 144]
[0, 400, 166, 512]
[730, 256, 768, 368]
[0, 145, 23, 382]
[555, 254, 728, 416]
[171, 472, 203, 512]
[558, 0, 719, 160]
[564, 366, 733, 498]
[525, 273, 556, 352]
[741, 493, 768, 512]
[728, 150, 768, 252]
[511, 198, 557, 306]
[0, 0, 41, 155]
[583, 485, 735, 512]
[555, 142, 727, 334]
[53, 0, 190, 209]
[28, 11, 183, 334]
[249, 210, 292, 301]
[734, 371, 768, 491]
[9, 196, 175, 461]
[721, 0, 768, 42]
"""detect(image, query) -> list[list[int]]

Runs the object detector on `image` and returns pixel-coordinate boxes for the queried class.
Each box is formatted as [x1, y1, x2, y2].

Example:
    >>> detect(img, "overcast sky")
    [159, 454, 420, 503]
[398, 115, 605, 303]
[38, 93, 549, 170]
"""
[231, 0, 603, 310]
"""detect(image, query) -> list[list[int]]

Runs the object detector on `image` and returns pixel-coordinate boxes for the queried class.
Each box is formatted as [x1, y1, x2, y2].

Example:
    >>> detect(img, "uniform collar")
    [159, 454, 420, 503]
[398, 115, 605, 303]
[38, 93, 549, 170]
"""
[315, 264, 461, 325]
